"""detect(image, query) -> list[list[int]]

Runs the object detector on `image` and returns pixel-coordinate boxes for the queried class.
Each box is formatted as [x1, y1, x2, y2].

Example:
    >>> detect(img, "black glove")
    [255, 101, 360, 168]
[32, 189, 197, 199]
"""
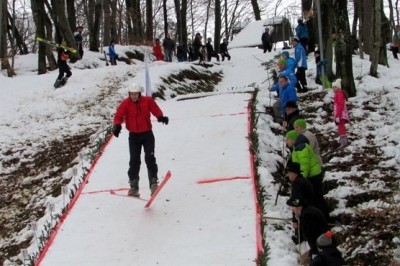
[157, 116, 169, 125]
[113, 124, 122, 137]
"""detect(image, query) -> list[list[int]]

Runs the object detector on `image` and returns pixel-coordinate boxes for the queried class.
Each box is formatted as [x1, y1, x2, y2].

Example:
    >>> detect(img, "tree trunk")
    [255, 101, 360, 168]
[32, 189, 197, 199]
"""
[103, 0, 111, 45]
[125, 0, 134, 43]
[224, 0, 228, 39]
[1, 0, 15, 76]
[7, 12, 29, 55]
[378, 3, 390, 66]
[334, 0, 356, 96]
[214, 0, 221, 53]
[358, 0, 364, 59]
[369, 0, 380, 77]
[173, 0, 182, 43]
[146, 0, 153, 42]
[388, 0, 395, 30]
[44, 11, 57, 70]
[110, 0, 118, 42]
[181, 0, 188, 46]
[86, 0, 102, 51]
[320, 0, 334, 79]
[163, 0, 168, 38]
[31, 0, 47, 75]
[251, 0, 261, 20]
[52, 0, 76, 49]
[66, 0, 76, 31]
[204, 0, 211, 41]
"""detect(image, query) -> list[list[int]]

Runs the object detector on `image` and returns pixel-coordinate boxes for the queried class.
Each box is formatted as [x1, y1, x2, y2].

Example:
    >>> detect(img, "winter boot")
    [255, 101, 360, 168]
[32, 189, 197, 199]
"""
[127, 187, 140, 197]
[54, 79, 62, 88]
[338, 135, 349, 148]
[150, 183, 158, 196]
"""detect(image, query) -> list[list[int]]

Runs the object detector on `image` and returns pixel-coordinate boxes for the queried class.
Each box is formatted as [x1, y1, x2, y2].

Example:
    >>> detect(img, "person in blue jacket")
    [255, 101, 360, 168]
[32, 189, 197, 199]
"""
[271, 75, 298, 123]
[292, 36, 308, 93]
[271, 59, 297, 93]
[281, 51, 296, 73]
[295, 19, 309, 52]
[108, 40, 118, 65]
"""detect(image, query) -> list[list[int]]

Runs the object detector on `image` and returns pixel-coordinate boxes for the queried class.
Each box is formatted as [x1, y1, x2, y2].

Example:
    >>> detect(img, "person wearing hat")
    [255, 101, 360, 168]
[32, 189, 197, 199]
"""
[74, 26, 84, 59]
[281, 51, 296, 73]
[113, 83, 169, 197]
[295, 19, 309, 51]
[291, 36, 308, 93]
[283, 100, 303, 131]
[261, 27, 273, 53]
[193, 32, 203, 61]
[286, 196, 329, 260]
[310, 231, 346, 265]
[286, 130, 330, 221]
[287, 161, 315, 244]
[54, 40, 73, 88]
[271, 75, 298, 124]
[293, 119, 323, 166]
[332, 79, 350, 148]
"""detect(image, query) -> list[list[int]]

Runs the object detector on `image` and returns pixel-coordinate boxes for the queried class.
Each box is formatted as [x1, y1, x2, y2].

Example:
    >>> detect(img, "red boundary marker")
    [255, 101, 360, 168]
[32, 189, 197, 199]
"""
[247, 97, 264, 256]
[210, 111, 247, 117]
[197, 176, 250, 184]
[35, 134, 114, 266]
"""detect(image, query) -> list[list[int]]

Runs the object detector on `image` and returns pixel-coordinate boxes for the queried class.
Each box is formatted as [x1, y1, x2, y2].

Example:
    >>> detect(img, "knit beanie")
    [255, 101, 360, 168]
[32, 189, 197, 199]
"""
[286, 130, 298, 140]
[294, 119, 307, 130]
[317, 231, 333, 247]
[332, 79, 342, 89]
[287, 161, 301, 175]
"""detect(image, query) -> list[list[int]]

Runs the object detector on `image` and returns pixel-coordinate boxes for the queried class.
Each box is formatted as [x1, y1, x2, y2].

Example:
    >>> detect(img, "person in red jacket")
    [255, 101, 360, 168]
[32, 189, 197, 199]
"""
[153, 38, 164, 61]
[113, 83, 169, 197]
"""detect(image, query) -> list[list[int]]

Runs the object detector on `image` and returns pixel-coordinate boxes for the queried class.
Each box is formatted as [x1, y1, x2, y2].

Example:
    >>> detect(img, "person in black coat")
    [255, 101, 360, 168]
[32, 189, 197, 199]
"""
[74, 26, 84, 59]
[310, 231, 347, 266]
[206, 38, 220, 62]
[286, 197, 329, 259]
[219, 38, 231, 61]
[283, 101, 304, 131]
[261, 27, 273, 53]
[192, 32, 202, 61]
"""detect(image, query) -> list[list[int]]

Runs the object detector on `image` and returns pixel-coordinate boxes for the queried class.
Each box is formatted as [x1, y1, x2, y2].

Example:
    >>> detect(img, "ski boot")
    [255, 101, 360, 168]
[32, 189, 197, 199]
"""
[150, 183, 158, 196]
[54, 79, 62, 89]
[127, 187, 140, 197]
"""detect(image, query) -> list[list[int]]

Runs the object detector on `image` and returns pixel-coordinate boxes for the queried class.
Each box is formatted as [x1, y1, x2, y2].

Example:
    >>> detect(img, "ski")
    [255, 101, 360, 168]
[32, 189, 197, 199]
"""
[144, 171, 172, 208]
[109, 189, 147, 202]
[36, 37, 78, 54]
[104, 51, 109, 66]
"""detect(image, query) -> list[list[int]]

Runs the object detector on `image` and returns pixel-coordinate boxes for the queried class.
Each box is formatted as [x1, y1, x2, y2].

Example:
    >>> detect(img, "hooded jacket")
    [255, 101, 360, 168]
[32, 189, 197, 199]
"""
[114, 96, 163, 133]
[294, 42, 308, 69]
[291, 135, 322, 178]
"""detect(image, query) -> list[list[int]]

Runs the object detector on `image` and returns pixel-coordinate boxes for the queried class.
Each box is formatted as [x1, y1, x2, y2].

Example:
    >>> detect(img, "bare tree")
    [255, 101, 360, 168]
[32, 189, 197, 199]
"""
[146, 0, 153, 41]
[31, 0, 47, 74]
[214, 0, 221, 52]
[334, 0, 356, 96]
[251, 0, 261, 20]
[66, 0, 76, 31]
[204, 0, 211, 41]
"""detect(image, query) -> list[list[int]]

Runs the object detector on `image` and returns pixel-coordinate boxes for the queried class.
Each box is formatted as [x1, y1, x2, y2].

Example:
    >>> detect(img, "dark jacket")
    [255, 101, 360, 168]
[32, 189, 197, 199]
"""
[114, 96, 163, 133]
[285, 109, 303, 131]
[310, 246, 346, 266]
[162, 37, 175, 51]
[261, 32, 272, 44]
[193, 37, 202, 53]
[206, 42, 215, 55]
[300, 205, 329, 255]
[220, 42, 228, 53]
[291, 175, 314, 206]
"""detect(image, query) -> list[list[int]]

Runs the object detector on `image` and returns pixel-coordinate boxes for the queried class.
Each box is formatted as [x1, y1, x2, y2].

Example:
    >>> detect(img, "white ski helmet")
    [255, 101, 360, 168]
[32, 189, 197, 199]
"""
[128, 83, 143, 93]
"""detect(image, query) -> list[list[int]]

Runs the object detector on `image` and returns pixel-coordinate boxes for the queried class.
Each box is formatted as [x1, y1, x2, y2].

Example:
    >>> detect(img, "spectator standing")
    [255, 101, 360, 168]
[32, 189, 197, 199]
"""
[292, 36, 308, 93]
[162, 33, 175, 62]
[206, 38, 220, 62]
[219, 38, 231, 61]
[108, 40, 118, 65]
[153, 38, 164, 61]
[293, 119, 323, 166]
[295, 19, 309, 52]
[332, 79, 350, 148]
[261, 27, 273, 53]
[193, 32, 203, 61]
[391, 25, 400, 59]
[74, 26, 84, 59]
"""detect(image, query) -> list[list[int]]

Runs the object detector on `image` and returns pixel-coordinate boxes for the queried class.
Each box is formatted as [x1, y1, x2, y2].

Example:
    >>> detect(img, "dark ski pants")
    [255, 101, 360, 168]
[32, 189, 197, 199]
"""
[309, 173, 330, 221]
[57, 64, 72, 80]
[207, 51, 220, 62]
[221, 51, 231, 61]
[128, 131, 158, 189]
[392, 46, 399, 59]
[296, 67, 307, 92]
